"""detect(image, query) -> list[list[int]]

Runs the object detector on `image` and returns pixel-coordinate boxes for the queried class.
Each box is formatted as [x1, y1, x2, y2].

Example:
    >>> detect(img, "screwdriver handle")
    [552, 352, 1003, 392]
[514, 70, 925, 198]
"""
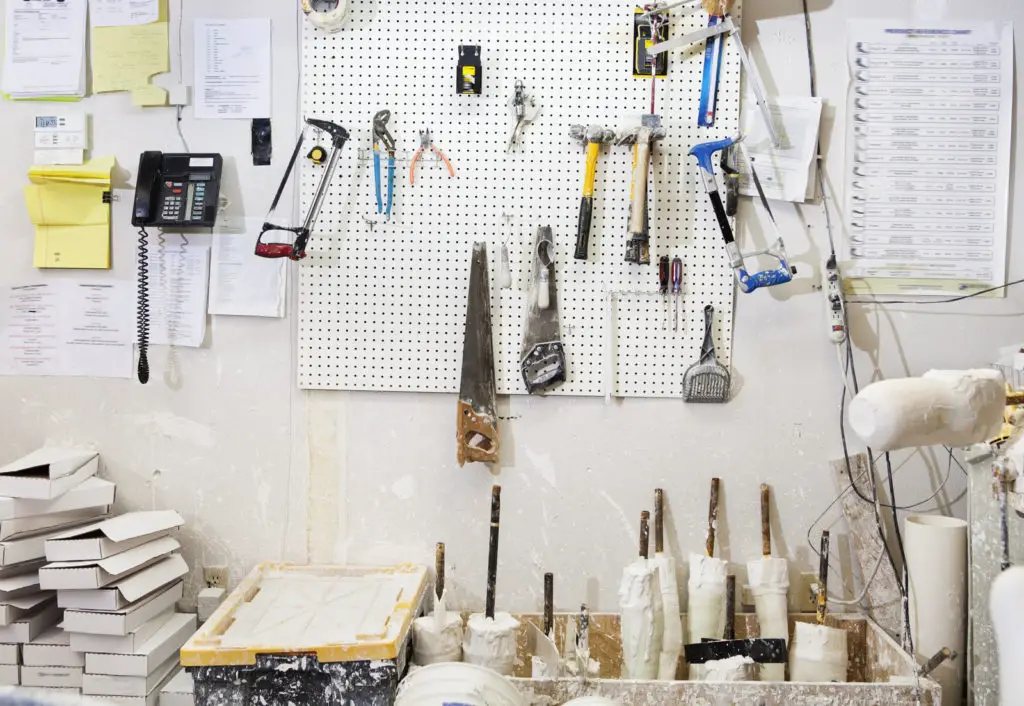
[671, 256, 682, 294]
[659, 256, 670, 294]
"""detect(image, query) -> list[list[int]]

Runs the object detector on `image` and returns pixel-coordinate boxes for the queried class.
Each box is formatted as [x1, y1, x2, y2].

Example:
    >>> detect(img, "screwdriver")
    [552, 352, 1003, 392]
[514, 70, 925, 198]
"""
[671, 256, 682, 332]
[659, 256, 670, 328]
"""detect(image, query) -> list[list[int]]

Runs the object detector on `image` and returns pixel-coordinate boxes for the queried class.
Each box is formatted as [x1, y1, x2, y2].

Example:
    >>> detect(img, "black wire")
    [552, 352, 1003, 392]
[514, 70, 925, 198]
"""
[886, 452, 915, 655]
[136, 227, 151, 385]
[847, 277, 1024, 306]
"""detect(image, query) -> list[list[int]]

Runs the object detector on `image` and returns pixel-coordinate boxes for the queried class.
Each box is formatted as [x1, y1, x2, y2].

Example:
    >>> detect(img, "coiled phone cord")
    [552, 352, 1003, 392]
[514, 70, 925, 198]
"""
[136, 227, 151, 385]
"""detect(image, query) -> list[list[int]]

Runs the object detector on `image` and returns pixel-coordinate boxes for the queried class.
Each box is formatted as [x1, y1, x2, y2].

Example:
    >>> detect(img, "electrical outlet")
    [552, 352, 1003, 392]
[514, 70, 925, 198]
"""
[791, 572, 818, 613]
[203, 566, 228, 589]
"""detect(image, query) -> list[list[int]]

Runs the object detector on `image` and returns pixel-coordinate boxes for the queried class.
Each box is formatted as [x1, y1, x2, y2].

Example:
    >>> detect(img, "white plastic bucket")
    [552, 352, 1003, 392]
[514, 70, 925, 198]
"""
[395, 662, 525, 706]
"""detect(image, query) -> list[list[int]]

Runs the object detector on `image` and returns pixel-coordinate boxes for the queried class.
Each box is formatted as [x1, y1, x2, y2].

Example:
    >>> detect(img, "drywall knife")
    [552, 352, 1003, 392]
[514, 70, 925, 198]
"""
[457, 243, 499, 466]
[520, 226, 566, 394]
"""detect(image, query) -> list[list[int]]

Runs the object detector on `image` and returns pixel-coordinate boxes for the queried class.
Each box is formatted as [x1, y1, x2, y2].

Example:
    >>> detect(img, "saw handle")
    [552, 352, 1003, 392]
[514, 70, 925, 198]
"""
[738, 265, 794, 294]
[574, 142, 602, 261]
[456, 401, 499, 466]
[640, 510, 650, 559]
[629, 140, 653, 236]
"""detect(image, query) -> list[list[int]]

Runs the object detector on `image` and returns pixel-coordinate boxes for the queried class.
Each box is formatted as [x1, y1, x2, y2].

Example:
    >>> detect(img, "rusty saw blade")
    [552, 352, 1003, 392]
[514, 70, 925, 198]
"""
[457, 242, 499, 466]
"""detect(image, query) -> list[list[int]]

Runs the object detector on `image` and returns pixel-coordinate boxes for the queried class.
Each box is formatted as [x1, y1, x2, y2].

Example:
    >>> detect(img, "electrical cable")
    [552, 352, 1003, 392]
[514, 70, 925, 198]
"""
[847, 278, 1024, 306]
[174, 0, 190, 152]
[886, 451, 915, 657]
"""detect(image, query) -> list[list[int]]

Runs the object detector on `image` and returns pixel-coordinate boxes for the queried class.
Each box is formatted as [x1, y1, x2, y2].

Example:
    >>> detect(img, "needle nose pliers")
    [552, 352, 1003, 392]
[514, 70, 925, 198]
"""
[409, 128, 455, 185]
[373, 110, 396, 219]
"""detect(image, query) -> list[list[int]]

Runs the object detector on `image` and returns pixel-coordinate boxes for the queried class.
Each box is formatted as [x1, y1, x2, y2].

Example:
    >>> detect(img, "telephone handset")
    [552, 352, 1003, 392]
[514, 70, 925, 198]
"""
[132, 152, 223, 228]
[132, 152, 223, 386]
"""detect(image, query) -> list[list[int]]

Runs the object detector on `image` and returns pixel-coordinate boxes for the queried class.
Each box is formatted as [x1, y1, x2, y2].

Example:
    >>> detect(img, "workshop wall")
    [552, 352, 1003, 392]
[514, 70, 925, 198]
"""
[1, 0, 1022, 611]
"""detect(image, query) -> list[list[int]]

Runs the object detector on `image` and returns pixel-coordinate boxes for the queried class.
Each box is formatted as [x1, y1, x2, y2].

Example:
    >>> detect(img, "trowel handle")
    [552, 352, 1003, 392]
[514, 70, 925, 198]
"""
[629, 141, 653, 236]
[724, 575, 736, 640]
[435, 542, 445, 600]
[817, 530, 830, 626]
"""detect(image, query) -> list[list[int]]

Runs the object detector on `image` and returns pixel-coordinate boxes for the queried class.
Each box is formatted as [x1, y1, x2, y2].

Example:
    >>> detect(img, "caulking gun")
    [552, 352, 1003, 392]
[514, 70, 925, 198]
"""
[688, 135, 795, 294]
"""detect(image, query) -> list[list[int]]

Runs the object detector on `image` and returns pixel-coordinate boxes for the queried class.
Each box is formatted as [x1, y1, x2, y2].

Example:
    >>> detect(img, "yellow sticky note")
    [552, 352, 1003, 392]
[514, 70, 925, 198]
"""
[132, 84, 168, 107]
[91, 22, 169, 97]
[24, 183, 109, 226]
[32, 225, 111, 269]
[28, 157, 116, 186]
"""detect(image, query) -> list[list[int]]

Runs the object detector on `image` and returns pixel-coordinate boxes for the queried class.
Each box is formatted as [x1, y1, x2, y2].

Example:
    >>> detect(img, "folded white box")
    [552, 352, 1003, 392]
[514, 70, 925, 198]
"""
[0, 592, 54, 626]
[99, 667, 179, 706]
[21, 664, 83, 688]
[0, 601, 60, 642]
[45, 511, 184, 562]
[0, 663, 17, 685]
[59, 554, 187, 611]
[63, 581, 183, 636]
[41, 536, 180, 591]
[0, 643, 18, 665]
[70, 609, 173, 654]
[86, 613, 195, 678]
[1, 524, 97, 567]
[159, 667, 194, 706]
[0, 477, 116, 520]
[0, 571, 41, 601]
[23, 627, 83, 667]
[82, 653, 178, 696]
[0, 449, 98, 500]
[0, 506, 109, 542]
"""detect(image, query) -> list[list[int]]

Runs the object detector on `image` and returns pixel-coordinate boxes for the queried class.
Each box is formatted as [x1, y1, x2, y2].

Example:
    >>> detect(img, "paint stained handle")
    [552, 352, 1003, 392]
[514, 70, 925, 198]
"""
[725, 575, 736, 640]
[654, 488, 665, 555]
[817, 530, 830, 626]
[435, 542, 445, 600]
[706, 478, 720, 558]
[640, 511, 650, 559]
[761, 484, 771, 558]
[543, 572, 554, 636]
[486, 485, 501, 620]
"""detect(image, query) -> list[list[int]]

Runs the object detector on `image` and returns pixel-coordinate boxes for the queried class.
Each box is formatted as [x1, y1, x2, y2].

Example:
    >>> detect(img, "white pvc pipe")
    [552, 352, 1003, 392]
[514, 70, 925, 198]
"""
[618, 559, 662, 679]
[848, 369, 1005, 452]
[788, 622, 848, 683]
[746, 556, 789, 682]
[462, 613, 520, 676]
[906, 514, 968, 706]
[991, 566, 1024, 706]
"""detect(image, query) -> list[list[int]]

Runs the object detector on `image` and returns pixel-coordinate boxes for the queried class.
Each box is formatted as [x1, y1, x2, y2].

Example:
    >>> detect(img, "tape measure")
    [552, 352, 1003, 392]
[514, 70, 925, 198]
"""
[301, 0, 349, 33]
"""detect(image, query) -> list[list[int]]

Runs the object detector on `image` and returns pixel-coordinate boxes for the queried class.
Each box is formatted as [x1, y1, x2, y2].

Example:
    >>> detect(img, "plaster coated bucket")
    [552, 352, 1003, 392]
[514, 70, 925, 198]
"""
[395, 662, 524, 706]
[564, 699, 622, 705]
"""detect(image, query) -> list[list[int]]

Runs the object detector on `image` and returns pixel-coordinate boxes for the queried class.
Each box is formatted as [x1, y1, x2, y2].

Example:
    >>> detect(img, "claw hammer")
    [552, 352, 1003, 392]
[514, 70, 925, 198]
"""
[570, 125, 616, 261]
[618, 116, 666, 265]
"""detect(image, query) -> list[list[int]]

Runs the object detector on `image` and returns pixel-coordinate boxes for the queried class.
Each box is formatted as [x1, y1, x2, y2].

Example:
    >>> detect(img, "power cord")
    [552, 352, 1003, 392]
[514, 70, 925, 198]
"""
[847, 277, 1024, 306]
[136, 227, 151, 385]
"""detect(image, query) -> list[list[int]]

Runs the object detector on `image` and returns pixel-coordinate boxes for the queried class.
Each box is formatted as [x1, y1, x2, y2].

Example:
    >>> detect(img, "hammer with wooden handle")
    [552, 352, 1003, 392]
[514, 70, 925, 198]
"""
[570, 124, 616, 261]
[618, 116, 666, 265]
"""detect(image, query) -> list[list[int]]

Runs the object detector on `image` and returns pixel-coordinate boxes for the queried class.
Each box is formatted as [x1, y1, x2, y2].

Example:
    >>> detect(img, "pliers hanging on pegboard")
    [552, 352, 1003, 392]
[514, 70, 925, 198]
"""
[409, 128, 455, 185]
[373, 110, 396, 219]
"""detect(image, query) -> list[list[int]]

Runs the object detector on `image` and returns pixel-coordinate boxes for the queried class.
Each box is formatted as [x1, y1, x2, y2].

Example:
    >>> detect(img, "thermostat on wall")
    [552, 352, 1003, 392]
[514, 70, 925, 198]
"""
[34, 113, 88, 165]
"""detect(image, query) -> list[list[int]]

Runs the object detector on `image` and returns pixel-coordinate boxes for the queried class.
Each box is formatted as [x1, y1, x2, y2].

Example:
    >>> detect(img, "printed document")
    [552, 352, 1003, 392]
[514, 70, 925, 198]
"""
[194, 18, 272, 119]
[209, 219, 286, 318]
[2, 0, 87, 99]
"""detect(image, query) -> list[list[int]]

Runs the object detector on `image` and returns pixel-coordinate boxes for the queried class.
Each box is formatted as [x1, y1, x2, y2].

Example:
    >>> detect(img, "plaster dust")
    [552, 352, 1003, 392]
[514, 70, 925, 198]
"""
[464, 612, 521, 676]
[617, 560, 662, 680]
[702, 654, 757, 682]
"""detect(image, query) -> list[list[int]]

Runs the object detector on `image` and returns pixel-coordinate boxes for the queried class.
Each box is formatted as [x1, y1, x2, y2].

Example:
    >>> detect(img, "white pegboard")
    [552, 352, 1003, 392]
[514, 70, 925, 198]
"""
[298, 0, 739, 397]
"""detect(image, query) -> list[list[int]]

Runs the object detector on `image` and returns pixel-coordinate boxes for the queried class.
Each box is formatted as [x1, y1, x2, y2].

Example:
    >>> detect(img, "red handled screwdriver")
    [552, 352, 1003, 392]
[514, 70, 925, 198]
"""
[671, 256, 682, 332]
[659, 256, 670, 328]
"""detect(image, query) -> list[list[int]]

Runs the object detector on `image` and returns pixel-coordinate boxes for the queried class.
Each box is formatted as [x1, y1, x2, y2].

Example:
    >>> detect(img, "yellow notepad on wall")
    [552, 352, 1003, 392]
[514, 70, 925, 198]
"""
[90, 0, 170, 106]
[24, 157, 116, 269]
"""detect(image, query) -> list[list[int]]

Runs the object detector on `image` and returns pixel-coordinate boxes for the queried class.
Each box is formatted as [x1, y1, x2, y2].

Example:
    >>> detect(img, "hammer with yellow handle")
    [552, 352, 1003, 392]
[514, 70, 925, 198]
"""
[570, 124, 617, 261]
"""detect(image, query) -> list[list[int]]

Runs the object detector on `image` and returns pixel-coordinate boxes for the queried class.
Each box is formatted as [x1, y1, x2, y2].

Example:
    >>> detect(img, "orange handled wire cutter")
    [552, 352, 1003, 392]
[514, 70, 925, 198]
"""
[409, 128, 454, 185]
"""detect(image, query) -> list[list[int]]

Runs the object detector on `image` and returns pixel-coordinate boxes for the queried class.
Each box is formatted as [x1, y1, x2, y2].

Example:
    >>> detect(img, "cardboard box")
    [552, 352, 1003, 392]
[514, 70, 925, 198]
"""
[69, 610, 173, 655]
[101, 664, 179, 706]
[23, 627, 84, 667]
[0, 663, 17, 685]
[0, 600, 60, 643]
[159, 667, 194, 706]
[0, 592, 55, 626]
[0, 451, 98, 500]
[0, 524, 97, 567]
[45, 511, 184, 562]
[20, 664, 83, 688]
[82, 653, 178, 696]
[63, 581, 183, 636]
[86, 613, 195, 677]
[0, 477, 116, 520]
[0, 643, 19, 665]
[41, 536, 181, 591]
[0, 506, 109, 541]
[59, 555, 187, 611]
[0, 569, 40, 600]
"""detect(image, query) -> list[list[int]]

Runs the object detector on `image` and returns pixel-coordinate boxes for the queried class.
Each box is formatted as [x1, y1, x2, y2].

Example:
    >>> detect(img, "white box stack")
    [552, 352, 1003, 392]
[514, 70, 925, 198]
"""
[0, 447, 115, 691]
[41, 510, 192, 705]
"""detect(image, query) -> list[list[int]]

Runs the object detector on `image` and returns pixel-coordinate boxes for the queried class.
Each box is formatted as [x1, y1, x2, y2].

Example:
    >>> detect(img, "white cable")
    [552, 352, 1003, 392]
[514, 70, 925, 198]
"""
[827, 549, 885, 606]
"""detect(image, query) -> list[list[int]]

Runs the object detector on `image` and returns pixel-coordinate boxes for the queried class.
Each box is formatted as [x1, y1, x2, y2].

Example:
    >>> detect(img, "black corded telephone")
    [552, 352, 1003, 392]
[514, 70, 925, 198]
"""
[132, 152, 223, 385]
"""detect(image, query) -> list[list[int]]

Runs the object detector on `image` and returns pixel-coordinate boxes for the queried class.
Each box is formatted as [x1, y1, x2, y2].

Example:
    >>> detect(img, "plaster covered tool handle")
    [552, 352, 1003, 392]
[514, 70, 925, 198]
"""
[817, 530, 830, 625]
[574, 141, 602, 260]
[724, 575, 736, 640]
[543, 573, 554, 636]
[435, 542, 446, 600]
[761, 484, 771, 557]
[486, 485, 501, 619]
[640, 510, 651, 559]
[706, 477, 720, 557]
[654, 488, 665, 554]
[629, 139, 653, 236]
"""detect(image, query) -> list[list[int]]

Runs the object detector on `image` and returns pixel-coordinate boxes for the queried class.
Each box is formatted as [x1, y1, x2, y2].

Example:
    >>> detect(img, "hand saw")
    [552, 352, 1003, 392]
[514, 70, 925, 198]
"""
[520, 226, 566, 394]
[457, 242, 499, 466]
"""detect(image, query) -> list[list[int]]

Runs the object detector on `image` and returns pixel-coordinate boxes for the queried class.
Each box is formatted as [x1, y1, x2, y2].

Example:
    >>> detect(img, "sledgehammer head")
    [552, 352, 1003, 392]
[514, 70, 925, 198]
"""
[570, 124, 616, 145]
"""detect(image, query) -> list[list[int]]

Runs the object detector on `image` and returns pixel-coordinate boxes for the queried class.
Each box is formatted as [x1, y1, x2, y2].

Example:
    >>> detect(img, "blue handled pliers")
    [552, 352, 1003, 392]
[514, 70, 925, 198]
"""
[372, 110, 396, 219]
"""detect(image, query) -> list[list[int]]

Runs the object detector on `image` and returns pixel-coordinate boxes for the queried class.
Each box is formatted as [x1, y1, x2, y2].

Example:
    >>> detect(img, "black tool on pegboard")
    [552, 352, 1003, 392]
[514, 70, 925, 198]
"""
[457, 45, 482, 95]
